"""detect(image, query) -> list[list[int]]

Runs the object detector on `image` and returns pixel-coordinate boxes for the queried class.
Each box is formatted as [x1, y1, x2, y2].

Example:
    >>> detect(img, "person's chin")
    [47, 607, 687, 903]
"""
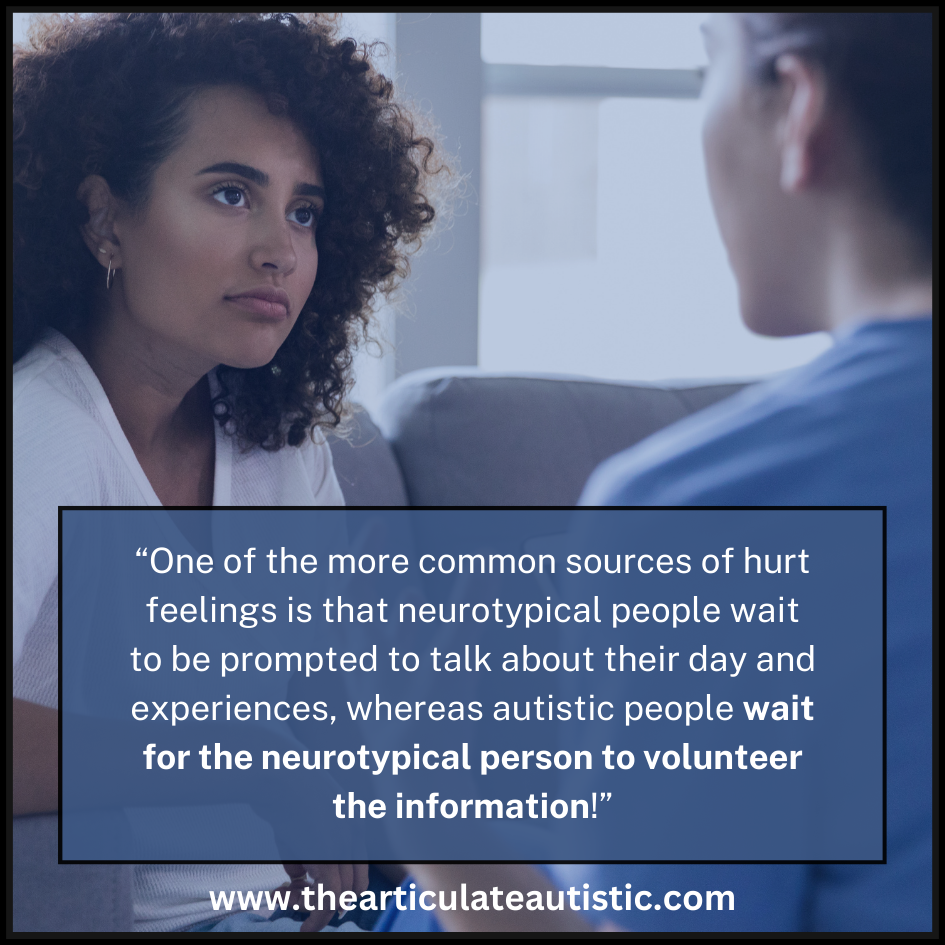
[216, 328, 292, 371]
[743, 313, 823, 338]
[217, 343, 285, 371]
[219, 354, 281, 371]
[739, 291, 822, 338]
[741, 311, 788, 337]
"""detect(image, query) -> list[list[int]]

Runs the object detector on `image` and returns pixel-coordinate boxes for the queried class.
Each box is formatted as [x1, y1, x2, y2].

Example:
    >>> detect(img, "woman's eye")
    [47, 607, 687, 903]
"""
[288, 205, 319, 228]
[212, 186, 247, 207]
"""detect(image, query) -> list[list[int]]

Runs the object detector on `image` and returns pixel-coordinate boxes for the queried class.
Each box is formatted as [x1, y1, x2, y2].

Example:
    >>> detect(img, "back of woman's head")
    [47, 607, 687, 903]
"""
[737, 11, 933, 265]
[13, 13, 445, 447]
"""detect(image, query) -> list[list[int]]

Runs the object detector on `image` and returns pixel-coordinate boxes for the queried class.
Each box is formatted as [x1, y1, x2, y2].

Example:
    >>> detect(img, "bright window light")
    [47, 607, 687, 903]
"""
[480, 95, 832, 382]
[482, 12, 709, 70]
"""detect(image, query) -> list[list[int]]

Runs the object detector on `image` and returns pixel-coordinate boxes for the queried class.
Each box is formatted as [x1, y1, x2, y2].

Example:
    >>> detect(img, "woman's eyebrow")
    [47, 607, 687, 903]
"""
[198, 161, 269, 185]
[295, 183, 326, 200]
[197, 161, 325, 200]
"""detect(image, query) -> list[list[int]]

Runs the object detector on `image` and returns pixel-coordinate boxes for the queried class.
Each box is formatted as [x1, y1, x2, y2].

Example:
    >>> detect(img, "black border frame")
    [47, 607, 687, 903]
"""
[57, 504, 887, 868]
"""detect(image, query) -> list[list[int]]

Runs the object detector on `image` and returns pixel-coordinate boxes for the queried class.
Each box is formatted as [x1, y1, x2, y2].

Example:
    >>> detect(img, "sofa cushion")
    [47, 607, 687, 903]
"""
[375, 370, 748, 506]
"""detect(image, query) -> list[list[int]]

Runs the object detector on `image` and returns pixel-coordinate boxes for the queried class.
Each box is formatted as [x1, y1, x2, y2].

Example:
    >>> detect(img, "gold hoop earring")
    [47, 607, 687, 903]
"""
[106, 257, 115, 290]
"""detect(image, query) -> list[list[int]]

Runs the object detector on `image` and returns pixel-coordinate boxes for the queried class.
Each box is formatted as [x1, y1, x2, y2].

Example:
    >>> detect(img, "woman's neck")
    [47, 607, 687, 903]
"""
[827, 278, 933, 334]
[823, 203, 933, 333]
[68, 305, 217, 507]
[72, 307, 216, 457]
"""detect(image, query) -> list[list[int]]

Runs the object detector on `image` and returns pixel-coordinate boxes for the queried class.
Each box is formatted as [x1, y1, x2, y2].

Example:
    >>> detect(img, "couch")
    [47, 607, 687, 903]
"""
[13, 368, 746, 932]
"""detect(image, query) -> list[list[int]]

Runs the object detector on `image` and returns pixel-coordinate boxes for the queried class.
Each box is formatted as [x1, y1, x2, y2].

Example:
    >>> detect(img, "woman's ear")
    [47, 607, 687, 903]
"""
[77, 175, 123, 270]
[774, 54, 828, 194]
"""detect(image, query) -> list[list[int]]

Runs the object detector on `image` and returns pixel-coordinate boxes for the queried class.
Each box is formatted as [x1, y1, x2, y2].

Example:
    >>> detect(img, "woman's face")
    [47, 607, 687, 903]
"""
[700, 14, 827, 336]
[106, 85, 324, 371]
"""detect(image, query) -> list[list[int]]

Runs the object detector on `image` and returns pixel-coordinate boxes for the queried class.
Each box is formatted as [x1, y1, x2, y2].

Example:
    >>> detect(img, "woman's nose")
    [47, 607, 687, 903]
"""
[249, 216, 298, 274]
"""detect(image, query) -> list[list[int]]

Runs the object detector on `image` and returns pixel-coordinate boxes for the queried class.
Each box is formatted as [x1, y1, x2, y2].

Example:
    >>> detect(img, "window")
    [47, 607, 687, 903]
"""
[479, 13, 831, 382]
[482, 11, 709, 69]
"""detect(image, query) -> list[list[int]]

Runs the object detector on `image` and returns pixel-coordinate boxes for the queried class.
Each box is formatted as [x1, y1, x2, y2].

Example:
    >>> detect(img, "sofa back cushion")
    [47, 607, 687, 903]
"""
[373, 370, 749, 506]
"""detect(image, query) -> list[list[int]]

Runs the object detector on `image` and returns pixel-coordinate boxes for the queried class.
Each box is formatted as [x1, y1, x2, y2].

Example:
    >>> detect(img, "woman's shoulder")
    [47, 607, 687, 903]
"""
[14, 331, 101, 422]
[14, 332, 68, 400]
[15, 334, 110, 449]
[14, 333, 123, 503]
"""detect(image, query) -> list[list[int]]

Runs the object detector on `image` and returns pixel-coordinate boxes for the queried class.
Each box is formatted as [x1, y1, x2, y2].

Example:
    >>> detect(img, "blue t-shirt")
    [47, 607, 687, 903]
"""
[382, 318, 932, 933]
[577, 317, 932, 932]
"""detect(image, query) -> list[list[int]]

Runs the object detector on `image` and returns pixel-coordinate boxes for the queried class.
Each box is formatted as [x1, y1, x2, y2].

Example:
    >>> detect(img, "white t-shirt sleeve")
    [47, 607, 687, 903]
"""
[12, 449, 57, 666]
[13, 360, 99, 664]
[13, 336, 153, 672]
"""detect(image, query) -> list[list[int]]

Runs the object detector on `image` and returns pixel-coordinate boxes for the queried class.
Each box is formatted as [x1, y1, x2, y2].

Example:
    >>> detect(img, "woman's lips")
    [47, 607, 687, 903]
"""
[225, 288, 291, 320]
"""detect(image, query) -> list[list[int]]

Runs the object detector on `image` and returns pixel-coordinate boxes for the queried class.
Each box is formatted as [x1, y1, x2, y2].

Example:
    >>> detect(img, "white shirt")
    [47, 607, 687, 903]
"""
[13, 330, 344, 931]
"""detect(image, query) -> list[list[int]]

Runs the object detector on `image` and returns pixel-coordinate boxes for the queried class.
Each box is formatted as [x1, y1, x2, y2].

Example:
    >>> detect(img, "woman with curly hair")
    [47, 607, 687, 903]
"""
[12, 12, 442, 932]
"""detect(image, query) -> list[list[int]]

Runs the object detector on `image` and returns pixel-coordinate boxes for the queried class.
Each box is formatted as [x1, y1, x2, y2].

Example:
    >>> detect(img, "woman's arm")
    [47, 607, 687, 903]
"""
[13, 698, 59, 815]
[407, 864, 595, 933]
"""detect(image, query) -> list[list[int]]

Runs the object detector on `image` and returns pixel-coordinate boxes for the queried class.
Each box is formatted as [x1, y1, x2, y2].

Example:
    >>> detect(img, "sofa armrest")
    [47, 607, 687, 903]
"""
[12, 814, 133, 932]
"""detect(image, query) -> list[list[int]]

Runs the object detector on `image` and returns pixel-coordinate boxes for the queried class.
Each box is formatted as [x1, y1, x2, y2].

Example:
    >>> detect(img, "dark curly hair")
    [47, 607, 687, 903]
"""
[13, 12, 445, 448]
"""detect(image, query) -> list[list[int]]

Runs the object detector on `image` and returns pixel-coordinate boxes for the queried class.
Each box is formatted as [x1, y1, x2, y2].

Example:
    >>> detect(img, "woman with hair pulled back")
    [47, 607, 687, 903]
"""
[389, 12, 933, 934]
[12, 12, 444, 933]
